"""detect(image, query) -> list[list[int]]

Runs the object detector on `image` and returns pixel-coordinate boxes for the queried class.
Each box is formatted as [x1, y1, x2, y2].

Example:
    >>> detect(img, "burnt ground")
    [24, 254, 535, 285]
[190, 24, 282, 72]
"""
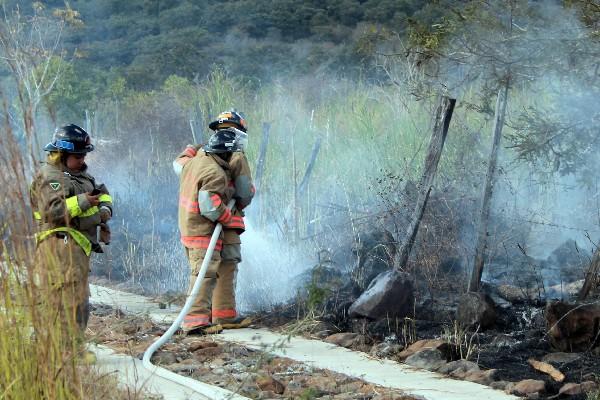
[88, 278, 600, 399]
[251, 294, 600, 400]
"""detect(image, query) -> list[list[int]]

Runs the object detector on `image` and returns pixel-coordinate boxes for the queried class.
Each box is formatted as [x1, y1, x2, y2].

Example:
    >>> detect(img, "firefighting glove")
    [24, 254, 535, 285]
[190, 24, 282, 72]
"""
[99, 206, 112, 223]
[99, 223, 111, 245]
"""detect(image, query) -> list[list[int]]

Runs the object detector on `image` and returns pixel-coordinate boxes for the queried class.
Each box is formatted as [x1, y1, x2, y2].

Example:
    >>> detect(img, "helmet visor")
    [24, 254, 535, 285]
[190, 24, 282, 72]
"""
[232, 128, 248, 151]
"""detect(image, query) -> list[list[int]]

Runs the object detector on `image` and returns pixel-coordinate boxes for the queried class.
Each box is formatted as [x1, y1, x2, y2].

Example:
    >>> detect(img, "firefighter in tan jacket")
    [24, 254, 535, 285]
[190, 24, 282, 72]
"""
[176, 128, 247, 333]
[208, 111, 254, 328]
[30, 124, 113, 338]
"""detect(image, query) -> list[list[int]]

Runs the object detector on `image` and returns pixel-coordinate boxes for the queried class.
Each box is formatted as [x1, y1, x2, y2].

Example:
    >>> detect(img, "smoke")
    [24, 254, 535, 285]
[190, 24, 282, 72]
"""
[8, 0, 598, 308]
[236, 219, 312, 312]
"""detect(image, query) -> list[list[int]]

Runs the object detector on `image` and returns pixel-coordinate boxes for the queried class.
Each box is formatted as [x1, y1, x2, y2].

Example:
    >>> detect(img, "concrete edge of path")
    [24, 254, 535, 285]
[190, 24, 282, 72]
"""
[91, 344, 250, 400]
[89, 284, 518, 400]
[217, 329, 519, 400]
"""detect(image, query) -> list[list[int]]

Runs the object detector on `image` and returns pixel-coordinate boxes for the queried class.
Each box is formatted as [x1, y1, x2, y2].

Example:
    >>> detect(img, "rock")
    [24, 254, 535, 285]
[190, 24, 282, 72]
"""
[306, 375, 339, 394]
[152, 351, 177, 365]
[258, 390, 277, 399]
[405, 349, 446, 371]
[490, 381, 510, 391]
[312, 321, 339, 339]
[283, 380, 304, 397]
[209, 358, 225, 367]
[370, 342, 403, 358]
[325, 333, 361, 348]
[193, 346, 223, 361]
[559, 381, 598, 396]
[456, 292, 496, 329]
[398, 339, 453, 360]
[232, 372, 250, 381]
[338, 382, 364, 393]
[508, 379, 545, 396]
[546, 280, 584, 299]
[187, 340, 218, 352]
[496, 283, 539, 304]
[546, 301, 600, 352]
[349, 269, 414, 320]
[256, 375, 286, 394]
[437, 360, 479, 375]
[167, 362, 202, 373]
[460, 369, 497, 386]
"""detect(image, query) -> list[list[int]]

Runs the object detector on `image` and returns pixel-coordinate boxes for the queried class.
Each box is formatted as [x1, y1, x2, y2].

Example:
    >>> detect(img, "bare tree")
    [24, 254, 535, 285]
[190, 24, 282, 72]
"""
[0, 3, 81, 164]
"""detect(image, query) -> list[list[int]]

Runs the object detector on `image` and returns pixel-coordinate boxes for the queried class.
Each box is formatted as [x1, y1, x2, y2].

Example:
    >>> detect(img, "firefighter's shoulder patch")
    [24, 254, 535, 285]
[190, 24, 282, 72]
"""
[49, 182, 61, 191]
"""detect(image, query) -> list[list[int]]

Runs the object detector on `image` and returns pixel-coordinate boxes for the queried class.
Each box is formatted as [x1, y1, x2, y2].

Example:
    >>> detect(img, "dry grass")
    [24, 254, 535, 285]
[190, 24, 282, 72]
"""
[0, 104, 156, 399]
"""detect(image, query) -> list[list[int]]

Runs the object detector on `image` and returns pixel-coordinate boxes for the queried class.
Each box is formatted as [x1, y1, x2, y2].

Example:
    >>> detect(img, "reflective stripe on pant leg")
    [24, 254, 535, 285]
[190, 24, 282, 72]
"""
[184, 247, 220, 329]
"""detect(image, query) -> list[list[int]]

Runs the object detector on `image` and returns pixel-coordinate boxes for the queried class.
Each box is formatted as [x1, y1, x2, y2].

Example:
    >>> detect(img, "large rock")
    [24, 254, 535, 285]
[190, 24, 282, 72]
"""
[541, 352, 581, 365]
[405, 349, 446, 371]
[546, 301, 600, 352]
[324, 332, 362, 348]
[456, 292, 496, 329]
[398, 339, 454, 360]
[370, 342, 403, 358]
[438, 360, 479, 375]
[507, 379, 545, 396]
[559, 381, 598, 396]
[460, 369, 497, 386]
[348, 269, 414, 320]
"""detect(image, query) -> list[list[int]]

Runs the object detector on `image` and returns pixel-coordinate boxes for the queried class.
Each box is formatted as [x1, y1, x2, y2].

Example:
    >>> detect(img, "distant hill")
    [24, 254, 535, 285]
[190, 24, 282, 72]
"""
[35, 0, 454, 89]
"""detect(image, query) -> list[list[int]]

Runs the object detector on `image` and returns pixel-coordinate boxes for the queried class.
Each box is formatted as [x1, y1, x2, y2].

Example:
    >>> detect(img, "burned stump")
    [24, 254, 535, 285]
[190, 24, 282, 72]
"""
[546, 301, 600, 352]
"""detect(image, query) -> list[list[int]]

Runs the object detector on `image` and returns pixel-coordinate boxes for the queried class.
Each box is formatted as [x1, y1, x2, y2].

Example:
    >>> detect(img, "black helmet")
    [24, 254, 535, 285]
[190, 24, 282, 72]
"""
[203, 129, 244, 153]
[208, 110, 248, 132]
[44, 124, 94, 154]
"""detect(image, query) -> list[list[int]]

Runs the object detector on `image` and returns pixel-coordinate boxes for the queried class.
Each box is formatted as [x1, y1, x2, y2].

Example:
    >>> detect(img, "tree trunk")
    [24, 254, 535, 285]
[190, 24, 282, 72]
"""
[394, 96, 456, 270]
[468, 83, 509, 292]
[579, 248, 600, 301]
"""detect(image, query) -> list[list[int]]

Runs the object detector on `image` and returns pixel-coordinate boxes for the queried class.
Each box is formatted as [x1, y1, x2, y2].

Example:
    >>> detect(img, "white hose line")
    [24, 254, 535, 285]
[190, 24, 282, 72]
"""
[142, 200, 239, 399]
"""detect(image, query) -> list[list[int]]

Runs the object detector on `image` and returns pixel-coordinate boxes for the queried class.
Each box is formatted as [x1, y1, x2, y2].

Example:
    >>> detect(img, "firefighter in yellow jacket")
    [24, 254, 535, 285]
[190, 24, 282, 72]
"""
[30, 124, 113, 338]
[176, 128, 246, 333]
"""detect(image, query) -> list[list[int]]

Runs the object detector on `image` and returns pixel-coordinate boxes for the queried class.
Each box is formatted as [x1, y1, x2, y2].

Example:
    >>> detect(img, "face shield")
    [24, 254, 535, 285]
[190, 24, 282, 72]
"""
[232, 127, 248, 151]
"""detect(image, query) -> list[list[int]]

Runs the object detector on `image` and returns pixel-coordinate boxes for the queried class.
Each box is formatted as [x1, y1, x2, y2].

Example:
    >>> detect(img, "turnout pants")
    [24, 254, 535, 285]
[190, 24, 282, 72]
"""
[182, 231, 242, 330]
[34, 235, 90, 342]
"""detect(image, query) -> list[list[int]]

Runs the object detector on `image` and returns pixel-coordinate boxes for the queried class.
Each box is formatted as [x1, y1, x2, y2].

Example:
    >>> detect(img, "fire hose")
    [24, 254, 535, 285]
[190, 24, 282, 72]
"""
[142, 199, 237, 399]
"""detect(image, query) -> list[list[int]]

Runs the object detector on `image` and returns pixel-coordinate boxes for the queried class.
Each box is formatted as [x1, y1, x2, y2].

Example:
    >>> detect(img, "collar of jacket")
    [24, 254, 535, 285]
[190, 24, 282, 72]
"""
[65, 162, 88, 176]
[45, 153, 89, 175]
[206, 152, 230, 170]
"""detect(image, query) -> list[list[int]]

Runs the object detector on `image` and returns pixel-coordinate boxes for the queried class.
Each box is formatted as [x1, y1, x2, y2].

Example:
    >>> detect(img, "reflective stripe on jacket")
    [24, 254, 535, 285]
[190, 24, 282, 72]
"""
[221, 152, 254, 240]
[30, 158, 112, 253]
[177, 150, 232, 249]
